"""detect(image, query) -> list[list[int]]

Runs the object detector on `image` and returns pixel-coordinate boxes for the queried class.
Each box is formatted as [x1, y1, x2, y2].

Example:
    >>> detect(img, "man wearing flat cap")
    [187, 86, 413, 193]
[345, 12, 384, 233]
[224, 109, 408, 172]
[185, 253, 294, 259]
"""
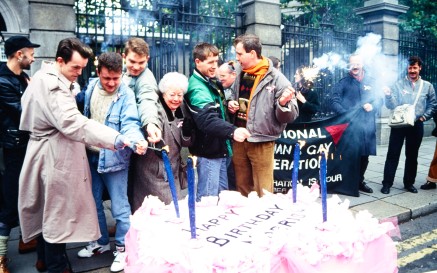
[0, 35, 39, 273]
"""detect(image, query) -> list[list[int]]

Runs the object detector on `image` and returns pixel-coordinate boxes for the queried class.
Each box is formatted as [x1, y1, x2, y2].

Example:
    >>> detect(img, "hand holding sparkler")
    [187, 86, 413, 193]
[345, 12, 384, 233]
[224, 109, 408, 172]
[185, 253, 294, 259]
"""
[383, 86, 391, 96]
[363, 103, 373, 112]
[295, 91, 307, 104]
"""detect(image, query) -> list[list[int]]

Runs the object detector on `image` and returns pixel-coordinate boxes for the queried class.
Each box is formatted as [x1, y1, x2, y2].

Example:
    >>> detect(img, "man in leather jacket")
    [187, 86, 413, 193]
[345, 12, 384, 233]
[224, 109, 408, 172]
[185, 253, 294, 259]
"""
[0, 35, 40, 273]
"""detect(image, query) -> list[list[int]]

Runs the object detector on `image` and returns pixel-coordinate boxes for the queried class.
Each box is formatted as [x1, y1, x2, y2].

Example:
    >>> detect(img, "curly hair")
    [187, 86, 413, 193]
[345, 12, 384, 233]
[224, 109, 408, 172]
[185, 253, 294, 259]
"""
[97, 52, 123, 73]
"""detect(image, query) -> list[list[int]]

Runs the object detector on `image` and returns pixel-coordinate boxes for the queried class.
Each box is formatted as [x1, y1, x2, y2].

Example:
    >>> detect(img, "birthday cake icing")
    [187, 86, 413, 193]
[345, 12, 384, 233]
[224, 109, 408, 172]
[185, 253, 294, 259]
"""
[125, 185, 398, 273]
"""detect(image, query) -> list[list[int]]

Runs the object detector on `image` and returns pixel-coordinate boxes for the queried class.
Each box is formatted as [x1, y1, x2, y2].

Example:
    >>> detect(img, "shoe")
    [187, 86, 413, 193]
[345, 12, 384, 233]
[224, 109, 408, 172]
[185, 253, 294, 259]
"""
[359, 182, 373, 193]
[19, 237, 37, 254]
[77, 241, 110, 258]
[420, 181, 437, 190]
[35, 259, 47, 272]
[381, 186, 390, 194]
[110, 246, 127, 273]
[0, 256, 10, 273]
[404, 185, 418, 193]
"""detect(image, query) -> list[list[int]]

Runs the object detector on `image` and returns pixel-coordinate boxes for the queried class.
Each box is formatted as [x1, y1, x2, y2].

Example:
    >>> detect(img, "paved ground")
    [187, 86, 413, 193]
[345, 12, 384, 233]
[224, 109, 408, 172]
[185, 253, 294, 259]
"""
[5, 137, 437, 272]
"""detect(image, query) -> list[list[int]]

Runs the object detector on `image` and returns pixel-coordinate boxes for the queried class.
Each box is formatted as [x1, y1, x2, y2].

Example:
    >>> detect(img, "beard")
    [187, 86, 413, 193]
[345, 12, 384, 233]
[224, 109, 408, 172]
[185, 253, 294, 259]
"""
[21, 63, 31, 70]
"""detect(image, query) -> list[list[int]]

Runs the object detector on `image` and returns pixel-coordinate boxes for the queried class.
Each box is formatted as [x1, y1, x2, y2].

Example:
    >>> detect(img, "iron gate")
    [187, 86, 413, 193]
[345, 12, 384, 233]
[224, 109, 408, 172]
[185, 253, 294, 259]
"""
[281, 17, 365, 119]
[75, 0, 242, 86]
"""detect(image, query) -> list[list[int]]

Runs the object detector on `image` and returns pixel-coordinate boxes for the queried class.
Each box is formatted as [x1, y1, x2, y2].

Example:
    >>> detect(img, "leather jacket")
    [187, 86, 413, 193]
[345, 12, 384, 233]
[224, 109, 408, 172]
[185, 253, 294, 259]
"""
[0, 62, 30, 148]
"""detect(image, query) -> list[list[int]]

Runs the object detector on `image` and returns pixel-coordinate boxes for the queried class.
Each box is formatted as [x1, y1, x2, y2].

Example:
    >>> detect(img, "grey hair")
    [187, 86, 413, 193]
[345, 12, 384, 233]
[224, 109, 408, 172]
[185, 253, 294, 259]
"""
[158, 72, 189, 95]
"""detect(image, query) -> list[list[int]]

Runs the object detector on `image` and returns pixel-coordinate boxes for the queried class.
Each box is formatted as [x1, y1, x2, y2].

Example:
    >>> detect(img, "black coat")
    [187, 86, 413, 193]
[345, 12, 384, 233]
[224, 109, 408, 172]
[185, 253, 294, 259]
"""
[330, 73, 382, 156]
[0, 62, 30, 148]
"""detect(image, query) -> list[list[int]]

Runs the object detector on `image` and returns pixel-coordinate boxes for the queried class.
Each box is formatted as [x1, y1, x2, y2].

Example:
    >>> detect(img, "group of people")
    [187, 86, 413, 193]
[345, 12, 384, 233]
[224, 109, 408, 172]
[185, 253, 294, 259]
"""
[0, 33, 299, 273]
[331, 54, 437, 195]
[0, 32, 436, 273]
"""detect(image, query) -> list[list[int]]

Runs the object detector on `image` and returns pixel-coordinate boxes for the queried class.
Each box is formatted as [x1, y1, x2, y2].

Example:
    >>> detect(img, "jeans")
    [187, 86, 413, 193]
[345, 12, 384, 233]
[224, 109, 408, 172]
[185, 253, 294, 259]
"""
[196, 157, 228, 202]
[88, 152, 131, 246]
[233, 141, 275, 197]
[382, 121, 424, 187]
[0, 146, 26, 236]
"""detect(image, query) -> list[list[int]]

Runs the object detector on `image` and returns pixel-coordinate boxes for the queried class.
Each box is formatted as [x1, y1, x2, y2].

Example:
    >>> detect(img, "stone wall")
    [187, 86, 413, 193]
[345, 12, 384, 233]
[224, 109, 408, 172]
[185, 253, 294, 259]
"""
[0, 0, 76, 73]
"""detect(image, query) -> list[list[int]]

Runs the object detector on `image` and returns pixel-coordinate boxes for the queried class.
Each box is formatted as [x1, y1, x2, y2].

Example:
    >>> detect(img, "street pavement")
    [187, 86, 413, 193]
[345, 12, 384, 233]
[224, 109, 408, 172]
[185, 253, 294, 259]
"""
[5, 136, 437, 272]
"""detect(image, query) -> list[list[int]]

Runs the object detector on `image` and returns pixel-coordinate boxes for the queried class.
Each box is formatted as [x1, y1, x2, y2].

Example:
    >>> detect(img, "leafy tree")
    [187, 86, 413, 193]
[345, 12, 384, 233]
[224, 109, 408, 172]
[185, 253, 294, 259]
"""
[399, 0, 437, 39]
[281, 0, 437, 38]
[281, 0, 364, 31]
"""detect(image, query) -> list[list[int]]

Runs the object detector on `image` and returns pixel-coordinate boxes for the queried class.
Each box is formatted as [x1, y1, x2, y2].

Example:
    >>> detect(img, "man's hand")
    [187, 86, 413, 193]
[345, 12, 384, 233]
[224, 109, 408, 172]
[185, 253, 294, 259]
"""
[383, 86, 391, 96]
[295, 91, 306, 104]
[233, 127, 251, 142]
[278, 86, 295, 106]
[134, 139, 148, 155]
[114, 134, 131, 150]
[363, 103, 373, 112]
[228, 100, 240, 114]
[146, 123, 162, 143]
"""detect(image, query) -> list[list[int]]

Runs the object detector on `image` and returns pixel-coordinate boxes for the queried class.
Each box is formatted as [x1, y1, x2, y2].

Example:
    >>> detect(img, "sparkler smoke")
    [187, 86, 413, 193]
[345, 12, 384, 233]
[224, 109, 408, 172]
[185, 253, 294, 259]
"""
[313, 52, 348, 73]
[300, 33, 400, 97]
[354, 33, 399, 89]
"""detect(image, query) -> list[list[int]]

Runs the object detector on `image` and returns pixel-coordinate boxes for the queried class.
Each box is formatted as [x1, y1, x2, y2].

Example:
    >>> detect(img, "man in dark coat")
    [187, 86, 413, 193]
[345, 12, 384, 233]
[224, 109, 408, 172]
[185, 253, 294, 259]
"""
[0, 36, 40, 272]
[330, 53, 382, 194]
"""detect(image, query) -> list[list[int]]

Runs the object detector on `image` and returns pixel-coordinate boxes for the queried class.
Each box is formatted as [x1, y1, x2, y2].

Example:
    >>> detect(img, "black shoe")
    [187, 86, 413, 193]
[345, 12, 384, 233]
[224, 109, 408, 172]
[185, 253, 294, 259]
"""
[404, 185, 418, 193]
[381, 186, 390, 194]
[420, 181, 436, 190]
[359, 182, 373, 193]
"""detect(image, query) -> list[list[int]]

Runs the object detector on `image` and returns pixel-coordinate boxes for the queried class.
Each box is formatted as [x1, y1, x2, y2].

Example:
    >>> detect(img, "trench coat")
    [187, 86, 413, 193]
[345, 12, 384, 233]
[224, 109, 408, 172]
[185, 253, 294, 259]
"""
[130, 96, 191, 211]
[18, 64, 120, 244]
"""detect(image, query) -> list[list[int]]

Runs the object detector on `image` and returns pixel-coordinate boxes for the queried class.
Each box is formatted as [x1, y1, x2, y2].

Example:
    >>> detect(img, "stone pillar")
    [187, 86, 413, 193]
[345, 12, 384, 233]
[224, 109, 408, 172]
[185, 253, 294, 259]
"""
[355, 0, 409, 144]
[28, 0, 76, 72]
[238, 0, 282, 59]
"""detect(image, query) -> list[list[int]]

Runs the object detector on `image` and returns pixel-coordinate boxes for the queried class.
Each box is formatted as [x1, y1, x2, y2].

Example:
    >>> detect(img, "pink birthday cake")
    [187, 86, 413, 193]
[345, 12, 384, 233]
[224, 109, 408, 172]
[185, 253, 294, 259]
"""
[125, 185, 398, 273]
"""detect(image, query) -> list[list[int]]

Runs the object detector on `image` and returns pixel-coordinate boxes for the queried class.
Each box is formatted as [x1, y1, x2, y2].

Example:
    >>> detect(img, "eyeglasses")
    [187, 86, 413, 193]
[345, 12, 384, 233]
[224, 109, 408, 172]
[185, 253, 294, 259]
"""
[227, 61, 235, 71]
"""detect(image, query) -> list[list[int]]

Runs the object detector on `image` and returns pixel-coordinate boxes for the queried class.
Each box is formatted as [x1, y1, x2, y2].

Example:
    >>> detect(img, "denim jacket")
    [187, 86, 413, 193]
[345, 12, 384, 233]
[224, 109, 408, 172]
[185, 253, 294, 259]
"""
[83, 78, 145, 173]
[385, 77, 437, 121]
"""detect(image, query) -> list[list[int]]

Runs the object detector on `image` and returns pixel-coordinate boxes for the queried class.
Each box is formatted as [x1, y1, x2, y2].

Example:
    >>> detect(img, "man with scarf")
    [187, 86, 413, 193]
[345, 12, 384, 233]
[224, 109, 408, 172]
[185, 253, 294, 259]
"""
[185, 42, 250, 202]
[330, 53, 382, 195]
[231, 34, 298, 197]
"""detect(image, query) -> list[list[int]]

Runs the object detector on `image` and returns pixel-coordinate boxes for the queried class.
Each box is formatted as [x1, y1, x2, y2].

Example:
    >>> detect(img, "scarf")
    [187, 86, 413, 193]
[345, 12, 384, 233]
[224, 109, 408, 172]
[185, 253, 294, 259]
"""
[242, 56, 269, 115]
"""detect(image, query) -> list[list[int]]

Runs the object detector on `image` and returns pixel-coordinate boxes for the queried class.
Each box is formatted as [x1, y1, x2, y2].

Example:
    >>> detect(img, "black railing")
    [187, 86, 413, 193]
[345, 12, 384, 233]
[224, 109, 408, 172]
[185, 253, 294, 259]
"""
[75, 0, 242, 86]
[399, 31, 437, 88]
[281, 17, 365, 119]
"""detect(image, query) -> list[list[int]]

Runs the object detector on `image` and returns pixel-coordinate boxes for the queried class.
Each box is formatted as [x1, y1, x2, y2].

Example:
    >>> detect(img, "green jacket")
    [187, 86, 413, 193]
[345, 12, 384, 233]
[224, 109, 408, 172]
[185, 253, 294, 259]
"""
[185, 69, 235, 158]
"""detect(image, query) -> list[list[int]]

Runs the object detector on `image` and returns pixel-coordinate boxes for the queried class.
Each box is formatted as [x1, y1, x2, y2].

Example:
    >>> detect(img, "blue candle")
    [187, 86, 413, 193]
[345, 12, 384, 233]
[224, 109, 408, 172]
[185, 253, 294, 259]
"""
[292, 143, 300, 203]
[187, 157, 196, 239]
[162, 150, 180, 218]
[320, 152, 327, 222]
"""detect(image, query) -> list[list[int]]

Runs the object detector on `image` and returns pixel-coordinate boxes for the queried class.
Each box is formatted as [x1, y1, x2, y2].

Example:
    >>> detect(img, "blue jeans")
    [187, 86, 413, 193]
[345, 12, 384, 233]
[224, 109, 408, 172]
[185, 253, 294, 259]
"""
[88, 152, 131, 246]
[196, 157, 228, 202]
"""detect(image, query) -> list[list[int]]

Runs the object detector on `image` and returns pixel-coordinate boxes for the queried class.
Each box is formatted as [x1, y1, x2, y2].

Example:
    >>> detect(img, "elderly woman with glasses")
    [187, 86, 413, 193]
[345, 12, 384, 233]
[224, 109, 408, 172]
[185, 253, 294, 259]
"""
[129, 72, 192, 210]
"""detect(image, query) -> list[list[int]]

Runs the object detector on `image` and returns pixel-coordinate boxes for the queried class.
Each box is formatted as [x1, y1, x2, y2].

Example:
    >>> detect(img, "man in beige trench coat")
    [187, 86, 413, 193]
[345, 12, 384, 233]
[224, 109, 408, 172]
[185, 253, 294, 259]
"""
[18, 38, 139, 273]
